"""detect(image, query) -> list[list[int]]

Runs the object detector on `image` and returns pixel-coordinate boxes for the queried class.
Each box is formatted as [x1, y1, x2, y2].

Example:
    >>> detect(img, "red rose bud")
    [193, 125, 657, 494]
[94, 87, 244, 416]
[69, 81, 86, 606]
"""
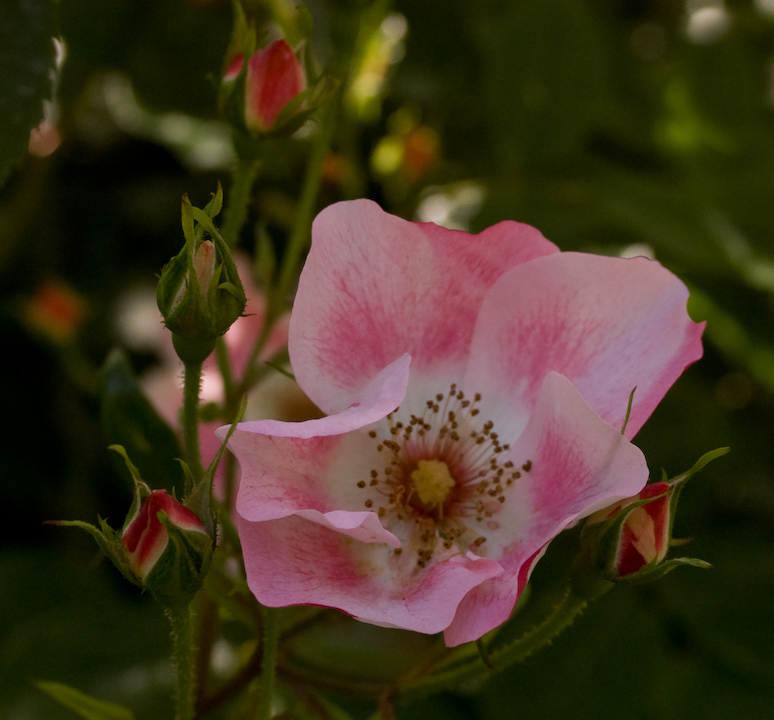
[122, 490, 212, 608]
[589, 482, 672, 578]
[577, 448, 729, 589]
[244, 39, 304, 133]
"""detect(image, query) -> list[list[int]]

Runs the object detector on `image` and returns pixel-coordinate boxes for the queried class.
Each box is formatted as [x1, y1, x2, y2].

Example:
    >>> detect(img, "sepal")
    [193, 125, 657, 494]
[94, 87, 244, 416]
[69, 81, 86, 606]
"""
[54, 517, 143, 591]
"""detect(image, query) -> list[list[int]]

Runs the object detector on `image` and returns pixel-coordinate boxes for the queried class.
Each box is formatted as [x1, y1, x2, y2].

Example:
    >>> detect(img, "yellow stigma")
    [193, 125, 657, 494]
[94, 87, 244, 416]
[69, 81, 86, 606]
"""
[411, 459, 455, 506]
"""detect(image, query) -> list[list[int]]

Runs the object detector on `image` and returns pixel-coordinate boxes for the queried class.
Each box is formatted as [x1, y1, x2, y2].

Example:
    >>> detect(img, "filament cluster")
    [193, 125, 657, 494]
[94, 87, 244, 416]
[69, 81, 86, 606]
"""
[357, 383, 533, 568]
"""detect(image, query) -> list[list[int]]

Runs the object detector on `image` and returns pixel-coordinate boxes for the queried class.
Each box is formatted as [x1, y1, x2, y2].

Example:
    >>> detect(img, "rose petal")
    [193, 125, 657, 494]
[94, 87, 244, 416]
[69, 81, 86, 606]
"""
[238, 513, 502, 634]
[444, 371, 648, 646]
[290, 199, 558, 414]
[465, 252, 703, 439]
[219, 355, 411, 523]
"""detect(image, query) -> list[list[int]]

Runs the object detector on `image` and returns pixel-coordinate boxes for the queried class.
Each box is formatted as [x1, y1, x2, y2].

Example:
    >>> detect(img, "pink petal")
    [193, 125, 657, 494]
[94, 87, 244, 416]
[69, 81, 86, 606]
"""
[465, 252, 703, 439]
[289, 200, 558, 415]
[219, 355, 410, 526]
[237, 513, 502, 634]
[444, 372, 648, 646]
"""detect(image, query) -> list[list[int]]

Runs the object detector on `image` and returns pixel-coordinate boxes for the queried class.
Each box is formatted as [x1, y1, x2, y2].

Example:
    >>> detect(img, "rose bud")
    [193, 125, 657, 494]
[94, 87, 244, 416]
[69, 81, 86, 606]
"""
[244, 39, 305, 133]
[578, 447, 728, 587]
[157, 189, 246, 364]
[122, 490, 212, 608]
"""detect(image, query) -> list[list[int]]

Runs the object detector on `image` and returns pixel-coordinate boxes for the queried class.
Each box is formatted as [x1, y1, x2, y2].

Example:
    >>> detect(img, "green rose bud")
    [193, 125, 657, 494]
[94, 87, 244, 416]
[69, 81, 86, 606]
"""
[157, 187, 246, 364]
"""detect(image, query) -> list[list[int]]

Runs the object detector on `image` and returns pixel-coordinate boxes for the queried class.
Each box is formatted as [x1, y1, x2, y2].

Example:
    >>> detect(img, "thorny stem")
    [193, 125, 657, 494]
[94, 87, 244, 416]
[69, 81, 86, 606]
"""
[168, 603, 197, 720]
[222, 153, 261, 248]
[397, 586, 597, 703]
[273, 90, 341, 310]
[182, 361, 204, 482]
[258, 608, 281, 720]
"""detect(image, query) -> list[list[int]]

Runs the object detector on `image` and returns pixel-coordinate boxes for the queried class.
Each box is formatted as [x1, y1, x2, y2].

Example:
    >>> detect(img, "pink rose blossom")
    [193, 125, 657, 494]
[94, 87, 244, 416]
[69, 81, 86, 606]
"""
[219, 199, 704, 646]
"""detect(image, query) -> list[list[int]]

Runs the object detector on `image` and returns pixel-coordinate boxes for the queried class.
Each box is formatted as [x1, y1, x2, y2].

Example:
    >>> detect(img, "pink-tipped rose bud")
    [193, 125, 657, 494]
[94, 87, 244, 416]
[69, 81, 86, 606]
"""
[122, 490, 212, 607]
[579, 457, 717, 588]
[244, 39, 304, 132]
[590, 482, 671, 578]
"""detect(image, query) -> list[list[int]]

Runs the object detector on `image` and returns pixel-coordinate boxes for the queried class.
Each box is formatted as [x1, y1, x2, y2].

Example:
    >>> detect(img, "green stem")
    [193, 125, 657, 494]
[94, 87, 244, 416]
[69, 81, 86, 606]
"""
[168, 603, 197, 720]
[398, 587, 593, 703]
[235, 91, 342, 399]
[182, 361, 204, 482]
[215, 336, 236, 409]
[273, 89, 342, 309]
[222, 153, 261, 248]
[258, 608, 281, 720]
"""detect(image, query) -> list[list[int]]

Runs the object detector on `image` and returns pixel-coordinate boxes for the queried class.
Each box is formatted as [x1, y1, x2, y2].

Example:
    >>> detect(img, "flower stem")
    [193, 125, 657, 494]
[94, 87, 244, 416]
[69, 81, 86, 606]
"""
[258, 607, 280, 720]
[167, 603, 197, 720]
[273, 89, 341, 310]
[182, 361, 204, 483]
[398, 587, 596, 703]
[222, 153, 261, 248]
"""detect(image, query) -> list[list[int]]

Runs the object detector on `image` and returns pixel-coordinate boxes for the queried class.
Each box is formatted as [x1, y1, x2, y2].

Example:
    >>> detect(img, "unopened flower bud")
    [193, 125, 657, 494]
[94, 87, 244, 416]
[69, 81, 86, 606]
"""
[223, 52, 244, 85]
[244, 39, 304, 133]
[584, 482, 673, 580]
[157, 191, 246, 364]
[577, 449, 727, 589]
[122, 490, 212, 608]
[576, 449, 727, 589]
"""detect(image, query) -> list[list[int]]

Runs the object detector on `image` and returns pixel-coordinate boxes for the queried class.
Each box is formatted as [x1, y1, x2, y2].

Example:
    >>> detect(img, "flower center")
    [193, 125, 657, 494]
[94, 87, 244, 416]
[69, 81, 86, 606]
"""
[411, 459, 455, 507]
[357, 383, 533, 568]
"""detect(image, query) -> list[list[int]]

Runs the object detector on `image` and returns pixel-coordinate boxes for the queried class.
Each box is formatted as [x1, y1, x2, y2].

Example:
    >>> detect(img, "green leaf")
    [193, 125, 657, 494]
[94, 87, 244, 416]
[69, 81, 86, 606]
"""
[0, 0, 55, 187]
[100, 350, 185, 495]
[35, 680, 135, 720]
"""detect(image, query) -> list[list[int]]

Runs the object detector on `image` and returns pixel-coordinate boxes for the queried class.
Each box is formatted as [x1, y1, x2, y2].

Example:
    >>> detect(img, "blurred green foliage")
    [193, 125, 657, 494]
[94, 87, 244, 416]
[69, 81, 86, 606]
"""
[1, 0, 774, 718]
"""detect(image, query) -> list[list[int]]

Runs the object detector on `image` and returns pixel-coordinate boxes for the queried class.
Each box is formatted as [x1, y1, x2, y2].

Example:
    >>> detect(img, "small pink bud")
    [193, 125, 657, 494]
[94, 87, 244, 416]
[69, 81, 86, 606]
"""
[244, 39, 304, 132]
[610, 482, 671, 576]
[579, 450, 725, 590]
[193, 240, 216, 298]
[122, 490, 207, 580]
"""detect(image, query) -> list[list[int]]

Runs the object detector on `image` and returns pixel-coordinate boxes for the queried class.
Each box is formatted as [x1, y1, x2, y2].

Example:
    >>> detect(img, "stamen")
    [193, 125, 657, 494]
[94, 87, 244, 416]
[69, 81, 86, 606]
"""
[357, 387, 533, 569]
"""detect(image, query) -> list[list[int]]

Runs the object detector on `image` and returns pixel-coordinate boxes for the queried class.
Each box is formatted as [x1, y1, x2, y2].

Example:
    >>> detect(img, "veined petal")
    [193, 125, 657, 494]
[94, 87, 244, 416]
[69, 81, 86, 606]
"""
[238, 513, 502, 634]
[466, 252, 703, 439]
[444, 372, 648, 646]
[219, 355, 411, 523]
[290, 199, 558, 414]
